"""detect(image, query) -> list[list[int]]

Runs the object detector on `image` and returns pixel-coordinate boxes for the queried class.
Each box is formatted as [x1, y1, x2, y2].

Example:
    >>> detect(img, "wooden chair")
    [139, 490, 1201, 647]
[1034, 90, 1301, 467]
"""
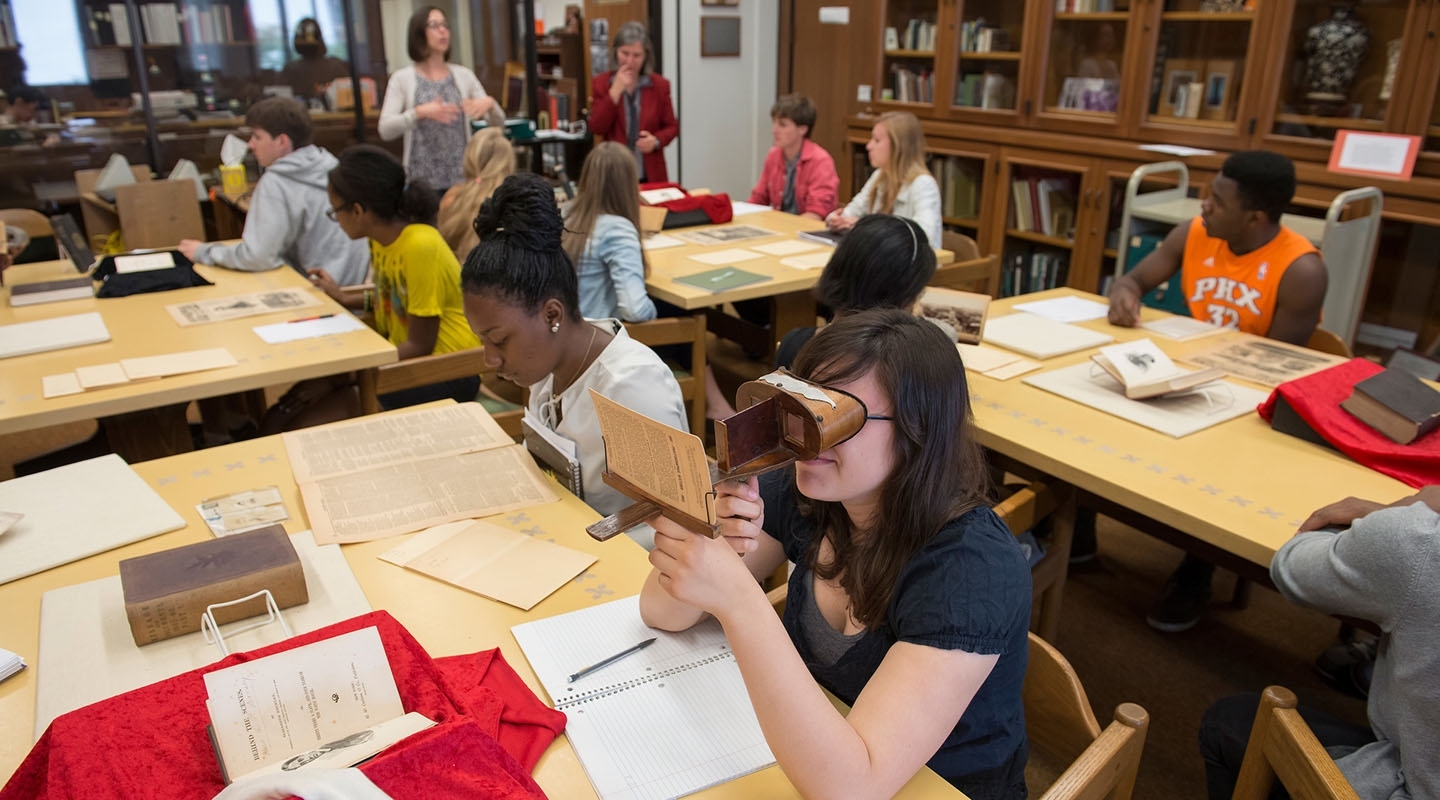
[994, 479, 1077, 642]
[935, 231, 1002, 296]
[1307, 328, 1354, 359]
[0, 208, 51, 238]
[1026, 632, 1149, 800]
[373, 347, 523, 440]
[1231, 686, 1359, 800]
[624, 313, 708, 437]
[74, 165, 152, 248]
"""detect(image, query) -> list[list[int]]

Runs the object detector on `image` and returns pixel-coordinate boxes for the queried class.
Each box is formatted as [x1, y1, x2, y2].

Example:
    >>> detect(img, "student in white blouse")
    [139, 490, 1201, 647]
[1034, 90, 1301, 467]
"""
[825, 111, 942, 247]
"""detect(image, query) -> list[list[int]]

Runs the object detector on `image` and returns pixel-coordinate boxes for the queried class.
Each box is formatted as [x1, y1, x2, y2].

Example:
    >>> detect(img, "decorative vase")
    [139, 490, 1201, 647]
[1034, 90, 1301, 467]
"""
[1303, 4, 1369, 102]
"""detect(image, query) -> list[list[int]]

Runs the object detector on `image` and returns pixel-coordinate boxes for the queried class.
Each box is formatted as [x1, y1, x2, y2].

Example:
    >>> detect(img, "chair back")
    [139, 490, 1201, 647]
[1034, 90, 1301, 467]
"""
[1230, 686, 1360, 800]
[0, 208, 52, 238]
[934, 231, 1001, 296]
[624, 313, 708, 436]
[993, 480, 1076, 641]
[1026, 632, 1149, 800]
[1306, 328, 1353, 359]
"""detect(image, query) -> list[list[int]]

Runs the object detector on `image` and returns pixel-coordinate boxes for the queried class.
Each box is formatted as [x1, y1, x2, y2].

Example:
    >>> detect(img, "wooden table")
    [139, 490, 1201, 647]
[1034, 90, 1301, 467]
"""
[644, 210, 954, 356]
[972, 289, 1412, 579]
[0, 259, 396, 455]
[0, 413, 964, 798]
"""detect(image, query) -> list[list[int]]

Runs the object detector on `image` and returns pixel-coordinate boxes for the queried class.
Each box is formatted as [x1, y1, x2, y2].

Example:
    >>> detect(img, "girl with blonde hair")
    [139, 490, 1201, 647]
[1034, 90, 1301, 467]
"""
[562, 140, 655, 322]
[825, 111, 942, 246]
[437, 127, 515, 260]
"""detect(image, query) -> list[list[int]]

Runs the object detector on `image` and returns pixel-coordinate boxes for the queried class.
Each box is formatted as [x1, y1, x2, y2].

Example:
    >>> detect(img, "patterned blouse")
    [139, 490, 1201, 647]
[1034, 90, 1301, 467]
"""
[409, 71, 467, 192]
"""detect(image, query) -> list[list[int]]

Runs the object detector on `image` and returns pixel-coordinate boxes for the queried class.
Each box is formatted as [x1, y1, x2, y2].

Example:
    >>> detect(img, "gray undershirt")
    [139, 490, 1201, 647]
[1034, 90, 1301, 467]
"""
[800, 580, 864, 666]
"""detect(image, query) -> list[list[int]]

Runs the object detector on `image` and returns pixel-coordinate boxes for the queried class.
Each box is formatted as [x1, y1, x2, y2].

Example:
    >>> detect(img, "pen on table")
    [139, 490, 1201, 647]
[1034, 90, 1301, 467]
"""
[287, 313, 336, 324]
[568, 637, 657, 683]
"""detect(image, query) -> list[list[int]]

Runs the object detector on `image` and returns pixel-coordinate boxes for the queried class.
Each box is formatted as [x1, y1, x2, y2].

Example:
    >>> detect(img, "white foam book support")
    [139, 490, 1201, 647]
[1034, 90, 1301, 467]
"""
[512, 595, 775, 800]
[0, 454, 185, 586]
[35, 530, 372, 740]
[981, 312, 1115, 360]
[0, 311, 111, 359]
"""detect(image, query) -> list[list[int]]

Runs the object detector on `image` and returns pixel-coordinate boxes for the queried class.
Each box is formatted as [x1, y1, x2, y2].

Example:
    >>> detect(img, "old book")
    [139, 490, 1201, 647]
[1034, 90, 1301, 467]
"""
[1340, 368, 1440, 444]
[1092, 339, 1225, 399]
[119, 524, 308, 646]
[8, 276, 94, 306]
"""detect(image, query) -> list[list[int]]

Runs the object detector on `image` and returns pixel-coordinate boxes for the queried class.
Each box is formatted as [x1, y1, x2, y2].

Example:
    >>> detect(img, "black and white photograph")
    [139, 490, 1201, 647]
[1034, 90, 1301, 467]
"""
[915, 286, 991, 345]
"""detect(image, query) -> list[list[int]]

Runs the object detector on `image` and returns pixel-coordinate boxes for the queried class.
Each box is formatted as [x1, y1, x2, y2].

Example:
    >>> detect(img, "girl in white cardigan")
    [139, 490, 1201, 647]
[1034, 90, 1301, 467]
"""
[825, 111, 942, 247]
[378, 5, 505, 193]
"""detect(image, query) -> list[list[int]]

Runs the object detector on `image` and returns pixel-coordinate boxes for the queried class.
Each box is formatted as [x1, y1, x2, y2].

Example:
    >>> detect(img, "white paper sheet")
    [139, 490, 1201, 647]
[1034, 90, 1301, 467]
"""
[41, 373, 83, 398]
[779, 252, 831, 270]
[0, 311, 111, 359]
[0, 454, 186, 586]
[120, 348, 238, 380]
[34, 530, 372, 740]
[114, 251, 176, 274]
[1138, 144, 1217, 157]
[76, 362, 131, 388]
[640, 233, 686, 251]
[253, 313, 367, 344]
[1141, 316, 1224, 341]
[957, 343, 1022, 372]
[751, 240, 823, 257]
[1023, 363, 1267, 437]
[688, 248, 764, 266]
[1012, 296, 1111, 323]
[729, 200, 771, 216]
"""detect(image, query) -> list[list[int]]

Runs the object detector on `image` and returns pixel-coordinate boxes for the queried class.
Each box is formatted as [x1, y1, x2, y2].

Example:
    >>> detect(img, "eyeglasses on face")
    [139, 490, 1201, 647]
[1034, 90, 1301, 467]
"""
[426, 20, 449, 30]
[325, 204, 351, 221]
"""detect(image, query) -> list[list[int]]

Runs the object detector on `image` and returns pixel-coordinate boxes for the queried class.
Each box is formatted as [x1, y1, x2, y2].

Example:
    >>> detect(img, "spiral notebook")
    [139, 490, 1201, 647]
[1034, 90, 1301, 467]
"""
[512, 595, 774, 800]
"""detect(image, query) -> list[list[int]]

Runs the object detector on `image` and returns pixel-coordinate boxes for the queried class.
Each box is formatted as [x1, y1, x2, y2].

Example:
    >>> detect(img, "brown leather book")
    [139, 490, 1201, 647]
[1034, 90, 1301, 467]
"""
[1340, 368, 1440, 445]
[119, 524, 308, 646]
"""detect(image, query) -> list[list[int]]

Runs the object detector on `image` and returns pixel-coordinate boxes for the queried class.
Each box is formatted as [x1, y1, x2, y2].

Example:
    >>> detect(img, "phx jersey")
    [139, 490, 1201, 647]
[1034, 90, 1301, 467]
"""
[1180, 217, 1317, 336]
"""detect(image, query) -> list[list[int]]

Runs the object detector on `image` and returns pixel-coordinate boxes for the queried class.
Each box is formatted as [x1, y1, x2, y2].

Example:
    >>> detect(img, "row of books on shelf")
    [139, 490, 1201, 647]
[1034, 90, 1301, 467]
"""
[0, 3, 17, 48]
[90, 2, 252, 47]
[888, 66, 935, 105]
[1003, 249, 1070, 297]
[955, 72, 1015, 110]
[928, 156, 982, 220]
[1010, 175, 1077, 239]
[959, 20, 1009, 53]
[884, 18, 937, 52]
[1054, 0, 1116, 10]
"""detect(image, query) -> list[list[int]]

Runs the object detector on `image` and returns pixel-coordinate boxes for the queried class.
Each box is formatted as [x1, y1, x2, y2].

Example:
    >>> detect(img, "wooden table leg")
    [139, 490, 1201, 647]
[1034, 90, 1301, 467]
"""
[356, 368, 381, 415]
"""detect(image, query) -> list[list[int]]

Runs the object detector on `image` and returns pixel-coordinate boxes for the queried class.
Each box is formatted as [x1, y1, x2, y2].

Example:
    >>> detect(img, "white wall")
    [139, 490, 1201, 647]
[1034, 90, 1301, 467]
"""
[668, 0, 777, 194]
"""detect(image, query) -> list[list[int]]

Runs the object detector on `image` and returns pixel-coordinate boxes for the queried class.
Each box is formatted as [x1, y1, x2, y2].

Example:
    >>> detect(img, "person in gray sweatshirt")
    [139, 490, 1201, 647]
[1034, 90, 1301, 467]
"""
[178, 97, 370, 286]
[1200, 485, 1440, 800]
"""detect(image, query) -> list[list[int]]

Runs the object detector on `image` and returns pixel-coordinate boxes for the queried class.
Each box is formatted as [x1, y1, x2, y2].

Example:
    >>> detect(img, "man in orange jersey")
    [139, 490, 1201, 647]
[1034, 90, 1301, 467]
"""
[1108, 150, 1329, 632]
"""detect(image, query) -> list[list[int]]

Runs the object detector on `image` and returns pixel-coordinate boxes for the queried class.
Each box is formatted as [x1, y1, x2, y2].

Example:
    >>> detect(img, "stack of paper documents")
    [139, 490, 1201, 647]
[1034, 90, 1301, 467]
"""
[0, 312, 110, 359]
[0, 648, 24, 683]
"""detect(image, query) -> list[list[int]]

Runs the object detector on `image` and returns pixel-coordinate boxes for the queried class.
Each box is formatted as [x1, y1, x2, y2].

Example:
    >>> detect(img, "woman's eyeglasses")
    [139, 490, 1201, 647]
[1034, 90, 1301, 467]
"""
[325, 204, 350, 221]
[426, 20, 449, 30]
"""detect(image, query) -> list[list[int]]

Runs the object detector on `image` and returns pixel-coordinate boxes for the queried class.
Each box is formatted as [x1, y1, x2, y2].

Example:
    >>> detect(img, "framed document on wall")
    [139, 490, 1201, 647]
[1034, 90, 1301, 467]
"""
[701, 17, 741, 57]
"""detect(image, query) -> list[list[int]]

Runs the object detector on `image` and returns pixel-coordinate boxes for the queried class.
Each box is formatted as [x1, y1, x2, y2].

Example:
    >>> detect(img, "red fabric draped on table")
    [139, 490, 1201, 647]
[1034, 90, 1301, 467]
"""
[1, 611, 566, 800]
[1258, 357, 1440, 489]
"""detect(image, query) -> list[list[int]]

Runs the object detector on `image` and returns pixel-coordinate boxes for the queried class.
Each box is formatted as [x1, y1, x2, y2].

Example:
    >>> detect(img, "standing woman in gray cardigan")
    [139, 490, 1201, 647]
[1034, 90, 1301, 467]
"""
[378, 6, 505, 195]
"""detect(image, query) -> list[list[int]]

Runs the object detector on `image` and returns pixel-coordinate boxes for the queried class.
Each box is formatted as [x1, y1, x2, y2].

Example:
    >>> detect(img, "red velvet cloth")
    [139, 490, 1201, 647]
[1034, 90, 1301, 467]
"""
[1, 611, 565, 800]
[1257, 358, 1440, 488]
[639, 182, 734, 227]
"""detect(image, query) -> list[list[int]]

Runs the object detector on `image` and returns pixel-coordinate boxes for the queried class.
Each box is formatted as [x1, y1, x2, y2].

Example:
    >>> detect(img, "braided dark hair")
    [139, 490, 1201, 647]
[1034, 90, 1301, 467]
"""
[461, 172, 580, 319]
[329, 144, 437, 225]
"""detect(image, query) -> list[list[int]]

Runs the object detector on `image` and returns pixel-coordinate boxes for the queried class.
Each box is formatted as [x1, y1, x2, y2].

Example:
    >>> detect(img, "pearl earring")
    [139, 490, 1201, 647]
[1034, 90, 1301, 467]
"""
[551, 321, 560, 333]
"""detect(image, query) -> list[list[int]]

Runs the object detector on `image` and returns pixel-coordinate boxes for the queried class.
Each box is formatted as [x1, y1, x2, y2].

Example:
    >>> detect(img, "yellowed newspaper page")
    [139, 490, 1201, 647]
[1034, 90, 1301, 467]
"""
[590, 390, 712, 523]
[284, 403, 511, 482]
[303, 445, 557, 545]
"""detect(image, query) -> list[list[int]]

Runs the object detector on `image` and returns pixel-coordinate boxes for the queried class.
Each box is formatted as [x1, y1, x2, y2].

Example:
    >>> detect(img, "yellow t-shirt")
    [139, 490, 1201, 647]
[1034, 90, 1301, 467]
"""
[371, 224, 480, 354]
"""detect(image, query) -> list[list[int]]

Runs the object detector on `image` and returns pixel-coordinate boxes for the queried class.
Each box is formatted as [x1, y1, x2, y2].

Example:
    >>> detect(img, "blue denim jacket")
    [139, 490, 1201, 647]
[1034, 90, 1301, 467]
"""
[575, 214, 656, 322]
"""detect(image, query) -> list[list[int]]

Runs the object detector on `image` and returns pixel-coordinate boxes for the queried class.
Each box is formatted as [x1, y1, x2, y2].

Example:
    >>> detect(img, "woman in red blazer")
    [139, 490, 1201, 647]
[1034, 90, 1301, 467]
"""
[588, 22, 678, 183]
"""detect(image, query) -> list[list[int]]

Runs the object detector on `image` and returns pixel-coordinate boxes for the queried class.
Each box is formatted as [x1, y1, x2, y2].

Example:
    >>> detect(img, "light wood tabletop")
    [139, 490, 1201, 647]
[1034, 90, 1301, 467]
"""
[0, 407, 964, 798]
[0, 259, 396, 436]
[644, 210, 955, 346]
[971, 289, 1412, 569]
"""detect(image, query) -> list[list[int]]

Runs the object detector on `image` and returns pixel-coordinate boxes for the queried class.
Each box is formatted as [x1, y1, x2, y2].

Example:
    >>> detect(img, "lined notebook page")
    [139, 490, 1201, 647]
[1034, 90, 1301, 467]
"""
[512, 595, 774, 800]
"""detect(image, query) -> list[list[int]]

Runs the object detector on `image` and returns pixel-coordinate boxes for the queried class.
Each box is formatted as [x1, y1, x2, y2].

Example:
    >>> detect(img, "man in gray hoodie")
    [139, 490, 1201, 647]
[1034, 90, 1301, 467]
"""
[1200, 485, 1440, 799]
[179, 97, 369, 286]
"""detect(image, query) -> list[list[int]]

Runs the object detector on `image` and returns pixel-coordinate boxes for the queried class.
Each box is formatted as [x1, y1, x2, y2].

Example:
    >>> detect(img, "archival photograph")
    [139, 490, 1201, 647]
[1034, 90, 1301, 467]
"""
[915, 287, 991, 344]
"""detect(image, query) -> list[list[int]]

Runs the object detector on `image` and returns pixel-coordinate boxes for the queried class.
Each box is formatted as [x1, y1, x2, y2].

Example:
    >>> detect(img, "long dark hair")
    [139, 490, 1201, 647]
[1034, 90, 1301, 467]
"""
[792, 308, 991, 629]
[329, 144, 437, 225]
[813, 214, 936, 314]
[461, 172, 581, 321]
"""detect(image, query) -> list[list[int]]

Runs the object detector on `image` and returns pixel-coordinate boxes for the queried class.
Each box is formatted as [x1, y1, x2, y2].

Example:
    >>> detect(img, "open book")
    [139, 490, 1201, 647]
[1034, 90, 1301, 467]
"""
[512, 596, 774, 800]
[203, 626, 434, 783]
[1092, 338, 1224, 399]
